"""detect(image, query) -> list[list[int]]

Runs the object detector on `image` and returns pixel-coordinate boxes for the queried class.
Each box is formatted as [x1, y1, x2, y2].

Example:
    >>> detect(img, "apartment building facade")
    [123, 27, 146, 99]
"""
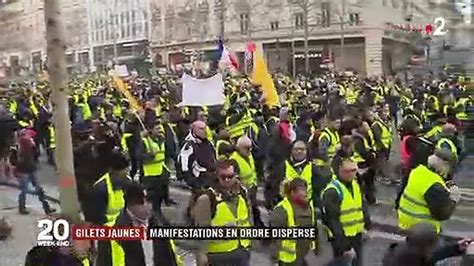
[87, 0, 151, 72]
[150, 0, 463, 76]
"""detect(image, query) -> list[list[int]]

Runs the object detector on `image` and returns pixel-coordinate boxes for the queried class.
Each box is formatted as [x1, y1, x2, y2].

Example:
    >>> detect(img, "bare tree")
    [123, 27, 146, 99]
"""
[336, 0, 347, 70]
[291, 0, 318, 74]
[44, 0, 81, 222]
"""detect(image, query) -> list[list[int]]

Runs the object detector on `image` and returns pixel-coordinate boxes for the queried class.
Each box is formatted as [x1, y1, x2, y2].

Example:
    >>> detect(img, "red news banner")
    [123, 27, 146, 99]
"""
[37, 218, 317, 246]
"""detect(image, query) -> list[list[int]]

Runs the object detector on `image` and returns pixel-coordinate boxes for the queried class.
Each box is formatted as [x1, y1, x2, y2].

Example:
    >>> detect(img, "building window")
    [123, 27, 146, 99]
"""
[321, 2, 330, 28]
[295, 13, 304, 29]
[240, 13, 249, 34]
[270, 21, 279, 30]
[349, 13, 360, 25]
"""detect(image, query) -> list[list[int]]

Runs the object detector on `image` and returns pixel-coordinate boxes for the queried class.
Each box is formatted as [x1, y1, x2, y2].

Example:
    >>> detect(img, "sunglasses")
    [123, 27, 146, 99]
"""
[218, 174, 236, 181]
[343, 168, 358, 173]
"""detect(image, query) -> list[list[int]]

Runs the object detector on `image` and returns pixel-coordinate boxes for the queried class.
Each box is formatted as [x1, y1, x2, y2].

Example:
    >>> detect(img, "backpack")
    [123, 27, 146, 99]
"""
[186, 186, 248, 226]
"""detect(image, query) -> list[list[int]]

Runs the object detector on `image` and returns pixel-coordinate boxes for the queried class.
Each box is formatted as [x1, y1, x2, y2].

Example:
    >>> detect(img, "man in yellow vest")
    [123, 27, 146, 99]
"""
[269, 178, 318, 265]
[322, 159, 370, 266]
[352, 120, 377, 204]
[92, 150, 130, 226]
[398, 149, 459, 234]
[140, 123, 171, 220]
[269, 141, 331, 211]
[435, 123, 459, 175]
[192, 160, 251, 266]
[372, 105, 393, 161]
[230, 136, 265, 227]
[425, 92, 440, 123]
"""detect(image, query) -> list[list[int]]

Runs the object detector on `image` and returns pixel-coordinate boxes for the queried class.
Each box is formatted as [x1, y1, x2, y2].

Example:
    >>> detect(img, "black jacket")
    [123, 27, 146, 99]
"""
[178, 133, 216, 182]
[96, 210, 179, 266]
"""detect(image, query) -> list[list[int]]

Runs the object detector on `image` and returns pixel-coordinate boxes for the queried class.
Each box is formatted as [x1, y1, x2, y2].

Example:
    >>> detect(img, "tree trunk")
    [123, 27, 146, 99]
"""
[304, 8, 310, 74]
[44, 0, 81, 222]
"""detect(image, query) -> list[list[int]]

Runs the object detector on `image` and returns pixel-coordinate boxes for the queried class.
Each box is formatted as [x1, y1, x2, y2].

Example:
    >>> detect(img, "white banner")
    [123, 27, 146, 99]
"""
[179, 73, 225, 106]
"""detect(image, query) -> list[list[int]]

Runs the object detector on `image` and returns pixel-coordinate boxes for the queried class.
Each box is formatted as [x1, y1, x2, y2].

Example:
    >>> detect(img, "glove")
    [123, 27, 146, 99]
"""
[448, 185, 461, 203]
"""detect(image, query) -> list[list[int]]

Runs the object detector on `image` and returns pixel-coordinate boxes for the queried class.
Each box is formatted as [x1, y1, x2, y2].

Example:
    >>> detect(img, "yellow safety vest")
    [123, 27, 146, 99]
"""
[7, 101, 17, 115]
[49, 126, 56, 149]
[426, 95, 440, 114]
[230, 152, 257, 188]
[216, 139, 231, 159]
[318, 128, 340, 160]
[206, 126, 214, 142]
[110, 225, 182, 266]
[436, 137, 458, 160]
[322, 179, 365, 237]
[226, 111, 253, 139]
[398, 165, 447, 233]
[285, 161, 313, 198]
[352, 135, 371, 163]
[277, 198, 316, 263]
[405, 114, 422, 127]
[169, 238, 183, 266]
[113, 104, 123, 118]
[29, 98, 39, 117]
[19, 120, 31, 128]
[93, 173, 125, 226]
[80, 257, 91, 266]
[372, 120, 392, 150]
[207, 192, 251, 253]
[454, 98, 469, 120]
[121, 133, 133, 152]
[142, 137, 166, 177]
[98, 107, 106, 120]
[345, 88, 358, 105]
[78, 103, 92, 120]
[424, 125, 442, 140]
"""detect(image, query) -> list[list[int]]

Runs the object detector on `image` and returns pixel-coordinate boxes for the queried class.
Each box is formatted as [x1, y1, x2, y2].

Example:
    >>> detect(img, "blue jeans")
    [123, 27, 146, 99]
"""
[18, 172, 45, 207]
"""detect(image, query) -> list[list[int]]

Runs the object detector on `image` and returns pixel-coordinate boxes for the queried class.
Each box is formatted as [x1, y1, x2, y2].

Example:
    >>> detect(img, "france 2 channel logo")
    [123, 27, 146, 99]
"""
[37, 219, 71, 247]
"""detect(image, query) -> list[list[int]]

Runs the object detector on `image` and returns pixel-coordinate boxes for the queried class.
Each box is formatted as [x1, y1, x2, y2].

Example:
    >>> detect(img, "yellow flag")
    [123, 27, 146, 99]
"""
[112, 74, 140, 111]
[251, 49, 280, 107]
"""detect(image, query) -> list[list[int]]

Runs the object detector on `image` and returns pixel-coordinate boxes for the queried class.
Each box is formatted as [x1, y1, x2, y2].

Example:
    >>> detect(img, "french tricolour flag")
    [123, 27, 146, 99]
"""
[217, 38, 239, 71]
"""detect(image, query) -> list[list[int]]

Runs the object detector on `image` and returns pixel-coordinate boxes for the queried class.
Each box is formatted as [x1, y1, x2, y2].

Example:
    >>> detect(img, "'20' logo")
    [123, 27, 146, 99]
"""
[37, 219, 70, 243]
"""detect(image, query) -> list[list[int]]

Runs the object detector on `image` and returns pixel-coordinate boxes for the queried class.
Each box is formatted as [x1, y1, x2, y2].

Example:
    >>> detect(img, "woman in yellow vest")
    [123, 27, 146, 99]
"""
[322, 159, 369, 266]
[269, 178, 318, 265]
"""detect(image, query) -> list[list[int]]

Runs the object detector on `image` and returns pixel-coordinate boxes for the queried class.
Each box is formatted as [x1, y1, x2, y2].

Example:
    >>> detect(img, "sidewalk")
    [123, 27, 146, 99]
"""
[0, 185, 60, 266]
